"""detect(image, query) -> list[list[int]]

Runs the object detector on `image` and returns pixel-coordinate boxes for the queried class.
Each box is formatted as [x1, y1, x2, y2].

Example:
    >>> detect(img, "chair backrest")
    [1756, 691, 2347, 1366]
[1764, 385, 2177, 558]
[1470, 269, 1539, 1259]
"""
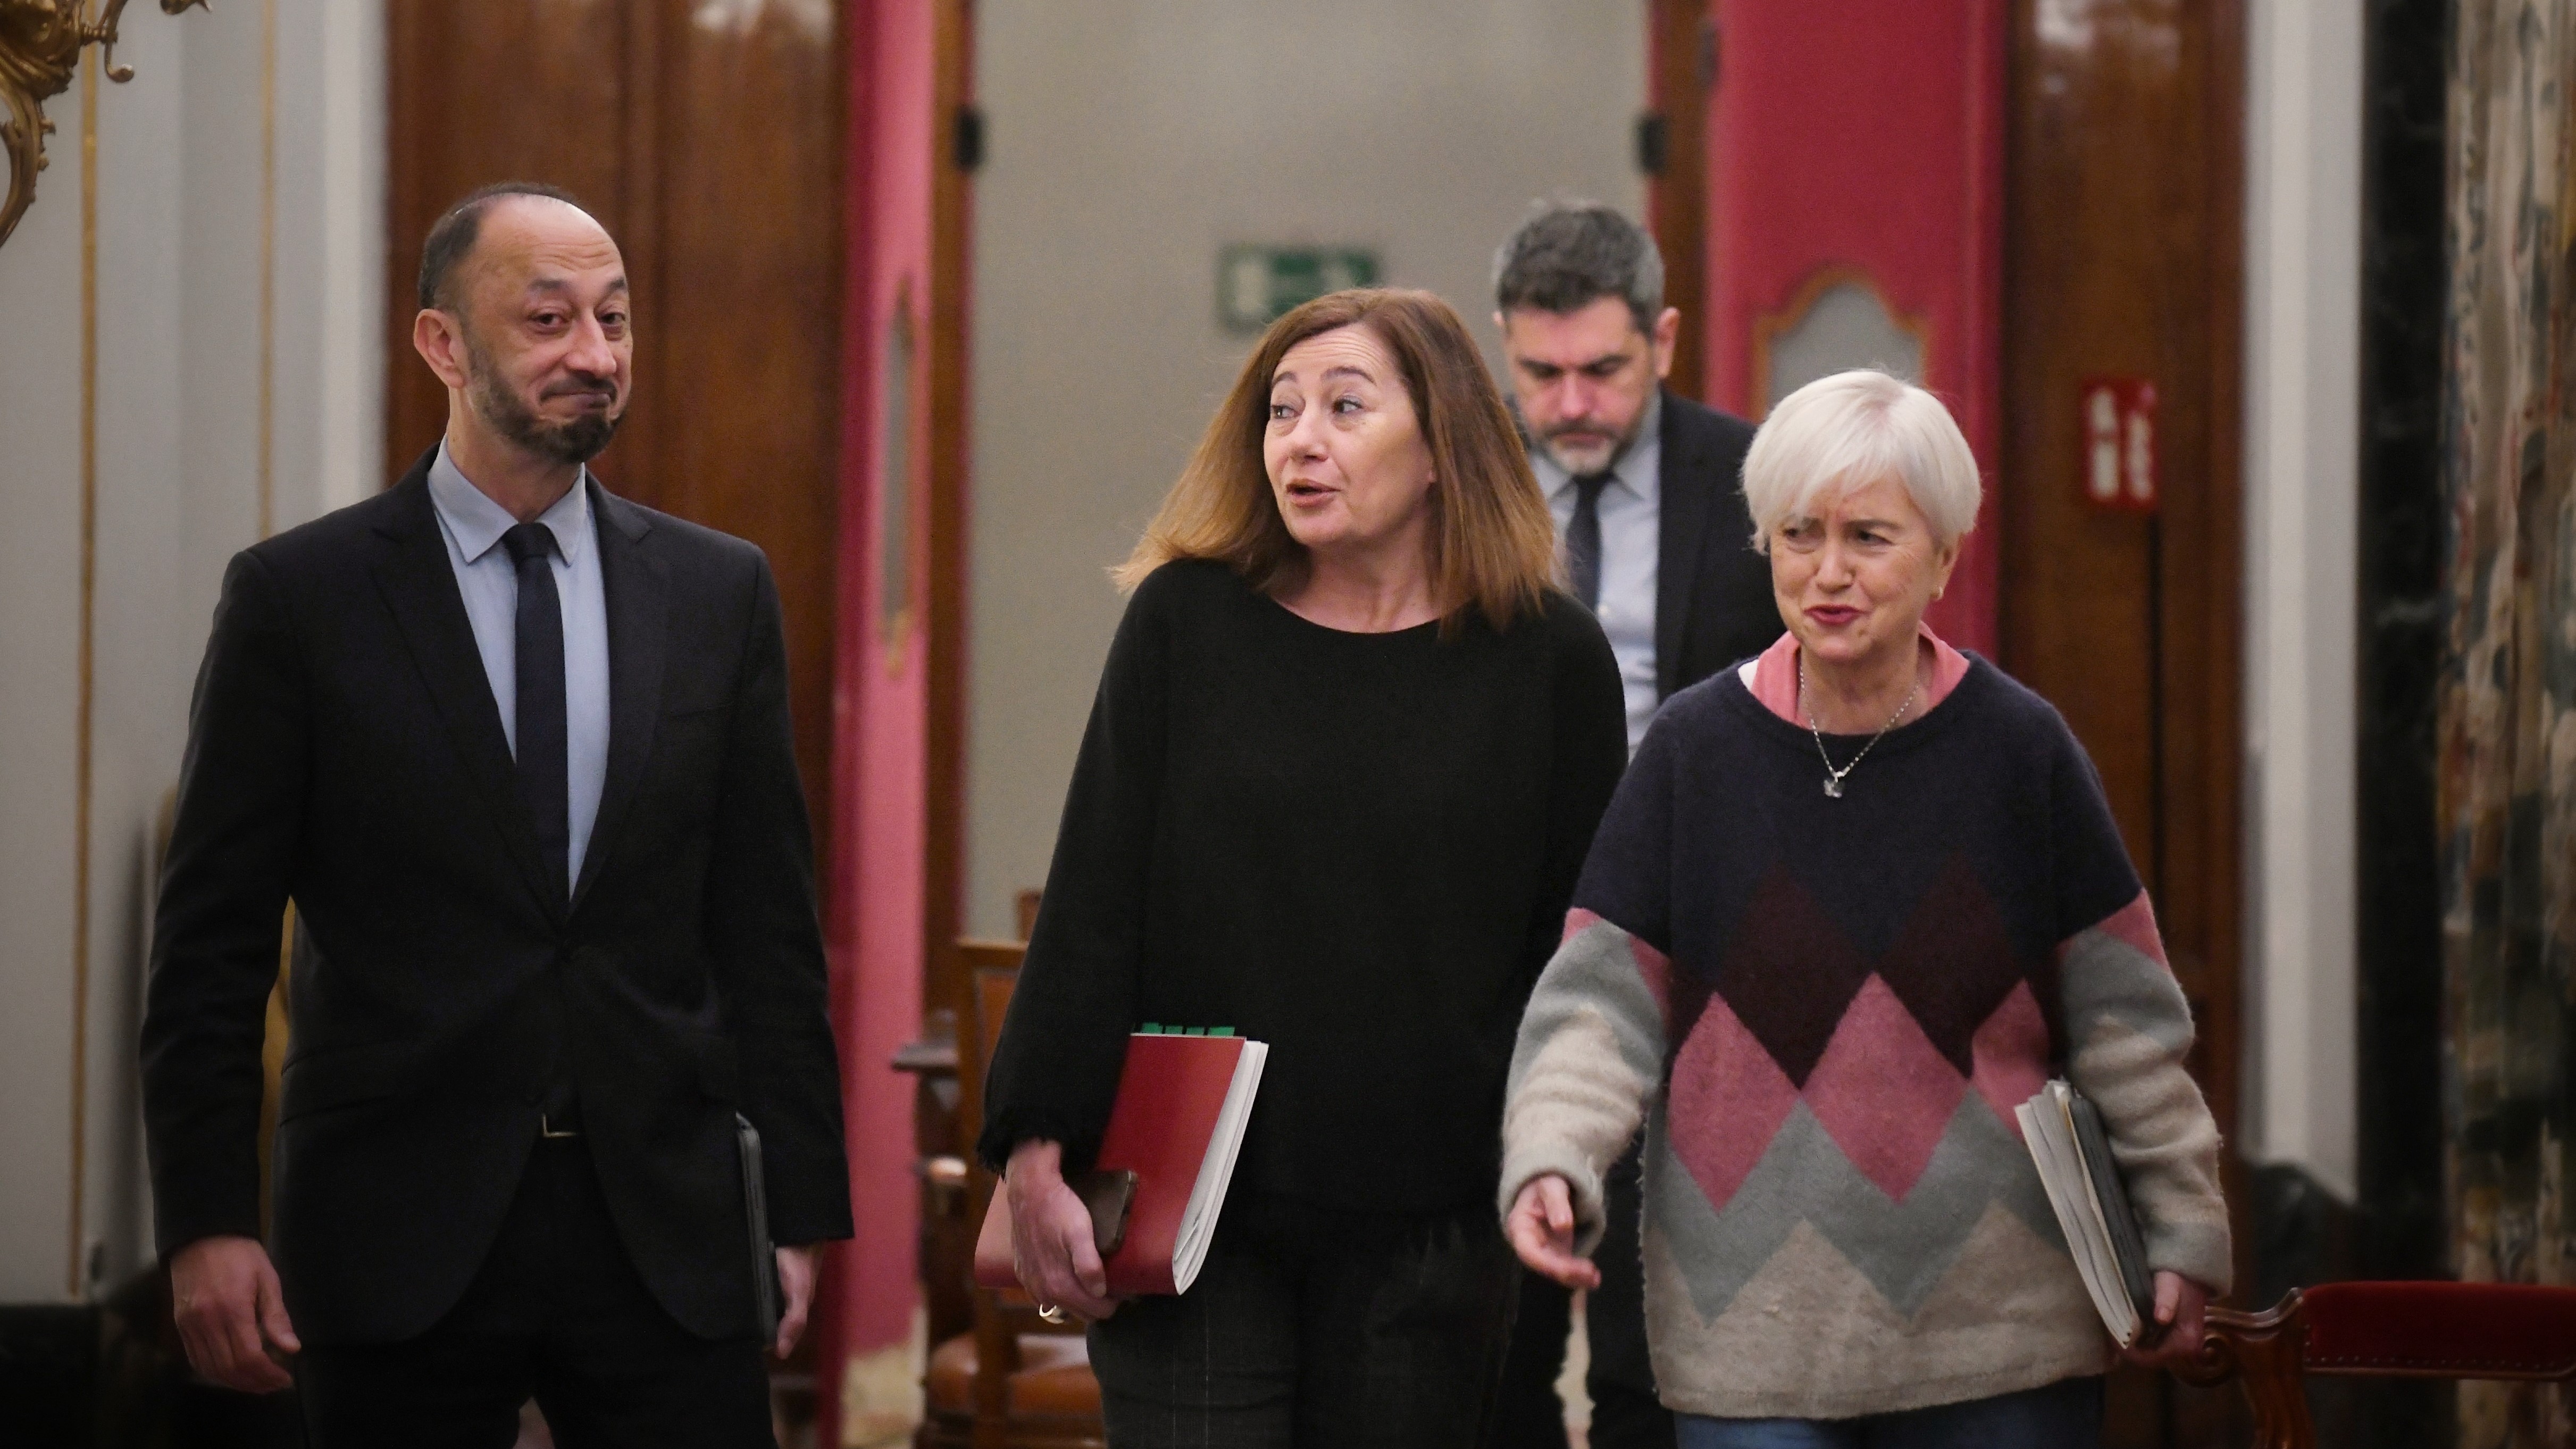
[946, 939, 1026, 1425]
[952, 938, 1026, 1179]
[2306, 1281, 2576, 1378]
[2187, 1284, 2576, 1448]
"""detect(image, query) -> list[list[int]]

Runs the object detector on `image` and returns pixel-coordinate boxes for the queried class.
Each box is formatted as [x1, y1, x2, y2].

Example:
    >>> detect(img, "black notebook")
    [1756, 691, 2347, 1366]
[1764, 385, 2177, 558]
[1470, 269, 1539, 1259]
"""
[734, 1114, 782, 1343]
[2015, 1080, 2162, 1348]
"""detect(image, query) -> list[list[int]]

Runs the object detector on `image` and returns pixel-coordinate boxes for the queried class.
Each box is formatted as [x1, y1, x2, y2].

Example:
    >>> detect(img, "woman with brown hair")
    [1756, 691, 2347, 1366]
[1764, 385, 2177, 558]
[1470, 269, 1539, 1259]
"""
[979, 288, 1628, 1447]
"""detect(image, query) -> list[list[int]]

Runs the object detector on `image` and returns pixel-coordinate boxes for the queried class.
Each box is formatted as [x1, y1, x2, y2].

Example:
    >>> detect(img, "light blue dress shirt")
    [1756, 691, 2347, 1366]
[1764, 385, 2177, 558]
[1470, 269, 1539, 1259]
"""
[1536, 393, 1662, 753]
[427, 443, 613, 890]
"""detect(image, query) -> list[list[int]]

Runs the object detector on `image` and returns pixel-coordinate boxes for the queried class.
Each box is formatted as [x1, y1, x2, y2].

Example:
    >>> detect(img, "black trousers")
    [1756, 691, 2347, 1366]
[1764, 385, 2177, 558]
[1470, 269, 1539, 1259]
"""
[293, 1136, 773, 1448]
[1086, 1210, 1521, 1448]
[1492, 1145, 1674, 1449]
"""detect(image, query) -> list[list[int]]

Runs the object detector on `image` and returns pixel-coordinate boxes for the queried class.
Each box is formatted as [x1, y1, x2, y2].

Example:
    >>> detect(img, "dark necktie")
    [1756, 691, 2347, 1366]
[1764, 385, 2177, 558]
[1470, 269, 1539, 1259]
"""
[503, 523, 570, 902]
[1567, 472, 1614, 612]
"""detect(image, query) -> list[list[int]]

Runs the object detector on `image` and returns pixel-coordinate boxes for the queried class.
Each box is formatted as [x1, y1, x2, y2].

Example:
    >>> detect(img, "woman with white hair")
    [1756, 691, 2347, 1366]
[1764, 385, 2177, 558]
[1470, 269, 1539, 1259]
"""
[1496, 370, 2229, 1446]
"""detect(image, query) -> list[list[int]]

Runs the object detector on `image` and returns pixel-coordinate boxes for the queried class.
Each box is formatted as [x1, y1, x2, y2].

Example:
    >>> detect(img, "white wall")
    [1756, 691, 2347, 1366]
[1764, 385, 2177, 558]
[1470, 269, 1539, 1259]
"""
[290, 0, 390, 521]
[2240, 0, 2363, 1200]
[0, 30, 91, 1311]
[0, 0, 383, 1303]
[966, 0, 1647, 937]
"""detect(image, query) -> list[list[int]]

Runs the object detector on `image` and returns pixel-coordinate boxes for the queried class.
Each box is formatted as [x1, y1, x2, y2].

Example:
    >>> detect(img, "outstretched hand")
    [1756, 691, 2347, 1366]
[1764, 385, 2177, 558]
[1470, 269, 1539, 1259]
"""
[1005, 1140, 1120, 1321]
[1506, 1175, 1600, 1291]
[2121, 1271, 2210, 1370]
[170, 1235, 300, 1394]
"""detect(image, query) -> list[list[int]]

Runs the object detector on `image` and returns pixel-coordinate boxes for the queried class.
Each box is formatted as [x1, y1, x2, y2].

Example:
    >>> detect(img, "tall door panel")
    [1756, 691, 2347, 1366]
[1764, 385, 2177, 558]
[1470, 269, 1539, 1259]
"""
[1648, 0, 1713, 402]
[2003, 2, 2245, 1445]
[654, 7, 846, 843]
[384, 3, 636, 488]
[1700, 0, 2007, 656]
[384, 0, 843, 848]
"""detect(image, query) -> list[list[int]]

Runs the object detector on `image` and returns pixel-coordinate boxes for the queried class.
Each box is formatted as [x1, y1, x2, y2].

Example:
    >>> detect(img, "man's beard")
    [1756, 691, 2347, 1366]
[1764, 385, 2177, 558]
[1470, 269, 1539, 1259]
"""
[1537, 428, 1620, 476]
[465, 336, 624, 466]
[1535, 419, 1640, 477]
[1510, 395, 1638, 477]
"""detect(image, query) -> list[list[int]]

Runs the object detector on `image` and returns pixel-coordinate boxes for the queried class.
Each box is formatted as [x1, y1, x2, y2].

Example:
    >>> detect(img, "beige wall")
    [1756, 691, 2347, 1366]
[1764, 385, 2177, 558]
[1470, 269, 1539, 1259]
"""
[0, 0, 382, 1303]
[966, 0, 1647, 938]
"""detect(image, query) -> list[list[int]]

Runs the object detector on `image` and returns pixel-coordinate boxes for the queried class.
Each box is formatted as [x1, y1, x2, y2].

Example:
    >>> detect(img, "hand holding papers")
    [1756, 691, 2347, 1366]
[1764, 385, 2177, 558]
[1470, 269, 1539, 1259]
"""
[981, 1028, 1269, 1301]
[2016, 1079, 2164, 1350]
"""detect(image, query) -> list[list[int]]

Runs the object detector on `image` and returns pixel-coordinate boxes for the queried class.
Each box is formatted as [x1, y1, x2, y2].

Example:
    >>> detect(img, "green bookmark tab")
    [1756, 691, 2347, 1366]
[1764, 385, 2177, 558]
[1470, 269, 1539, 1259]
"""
[1139, 1023, 1163, 1035]
[1209, 1027, 1235, 1037]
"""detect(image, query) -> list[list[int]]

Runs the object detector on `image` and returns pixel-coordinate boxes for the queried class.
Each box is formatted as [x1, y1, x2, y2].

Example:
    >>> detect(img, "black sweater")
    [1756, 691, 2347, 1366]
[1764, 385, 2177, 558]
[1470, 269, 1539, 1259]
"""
[978, 559, 1628, 1218]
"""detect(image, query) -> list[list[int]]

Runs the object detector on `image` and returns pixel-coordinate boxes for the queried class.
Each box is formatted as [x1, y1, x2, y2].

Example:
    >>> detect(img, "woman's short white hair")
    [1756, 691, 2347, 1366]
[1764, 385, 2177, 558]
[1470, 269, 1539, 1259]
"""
[1741, 370, 1981, 550]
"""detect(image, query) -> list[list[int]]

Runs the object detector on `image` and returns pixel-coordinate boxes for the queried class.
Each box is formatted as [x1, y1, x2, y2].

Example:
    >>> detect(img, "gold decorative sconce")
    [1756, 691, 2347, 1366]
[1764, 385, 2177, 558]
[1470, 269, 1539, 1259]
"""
[0, 0, 204, 251]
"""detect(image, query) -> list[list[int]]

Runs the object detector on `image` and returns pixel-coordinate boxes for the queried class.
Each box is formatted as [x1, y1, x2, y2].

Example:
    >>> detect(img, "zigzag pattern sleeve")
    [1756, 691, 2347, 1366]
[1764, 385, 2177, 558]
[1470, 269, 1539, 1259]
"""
[2049, 728, 2233, 1294]
[1499, 914, 1675, 1254]
[1498, 716, 1680, 1253]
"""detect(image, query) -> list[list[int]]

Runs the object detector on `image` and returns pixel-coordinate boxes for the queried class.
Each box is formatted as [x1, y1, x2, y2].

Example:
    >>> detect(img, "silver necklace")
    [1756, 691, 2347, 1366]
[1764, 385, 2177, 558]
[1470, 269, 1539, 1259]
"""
[1799, 658, 1919, 799]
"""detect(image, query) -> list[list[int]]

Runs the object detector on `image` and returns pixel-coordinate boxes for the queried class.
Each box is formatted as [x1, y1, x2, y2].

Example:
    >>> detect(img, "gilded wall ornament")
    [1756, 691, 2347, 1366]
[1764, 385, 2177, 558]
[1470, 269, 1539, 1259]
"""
[0, 0, 204, 251]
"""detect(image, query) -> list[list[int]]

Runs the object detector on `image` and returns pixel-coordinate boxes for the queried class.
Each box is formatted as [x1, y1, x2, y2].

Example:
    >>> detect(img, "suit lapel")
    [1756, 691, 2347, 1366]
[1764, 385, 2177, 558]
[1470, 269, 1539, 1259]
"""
[573, 482, 666, 913]
[1655, 390, 1713, 699]
[368, 456, 562, 917]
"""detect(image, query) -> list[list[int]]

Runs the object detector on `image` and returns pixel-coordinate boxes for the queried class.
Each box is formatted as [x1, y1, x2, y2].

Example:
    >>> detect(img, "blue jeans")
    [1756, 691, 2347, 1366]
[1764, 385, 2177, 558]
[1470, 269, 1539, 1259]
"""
[1675, 1377, 2102, 1449]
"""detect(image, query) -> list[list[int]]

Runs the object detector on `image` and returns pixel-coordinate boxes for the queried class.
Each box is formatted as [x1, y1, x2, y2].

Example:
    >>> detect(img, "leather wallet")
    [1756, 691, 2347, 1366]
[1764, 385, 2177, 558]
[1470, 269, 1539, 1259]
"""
[1070, 1168, 1139, 1258]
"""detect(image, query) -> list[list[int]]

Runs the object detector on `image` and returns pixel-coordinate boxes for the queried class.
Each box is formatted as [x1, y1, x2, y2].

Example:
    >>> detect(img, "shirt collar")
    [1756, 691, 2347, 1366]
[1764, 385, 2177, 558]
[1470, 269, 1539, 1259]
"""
[428, 440, 592, 565]
[1747, 621, 1974, 723]
[1535, 390, 1663, 507]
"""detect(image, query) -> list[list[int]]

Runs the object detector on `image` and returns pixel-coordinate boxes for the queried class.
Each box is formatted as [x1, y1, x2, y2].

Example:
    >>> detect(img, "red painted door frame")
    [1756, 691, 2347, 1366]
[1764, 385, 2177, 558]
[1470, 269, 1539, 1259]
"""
[1699, 0, 2007, 655]
[813, 0, 959, 1438]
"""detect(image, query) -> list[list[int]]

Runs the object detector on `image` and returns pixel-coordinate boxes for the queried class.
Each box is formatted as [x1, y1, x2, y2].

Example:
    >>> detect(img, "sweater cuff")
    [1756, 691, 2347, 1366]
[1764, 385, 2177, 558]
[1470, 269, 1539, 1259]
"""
[975, 1111, 1105, 1178]
[2145, 1218, 2233, 1297]
[1497, 1143, 1609, 1259]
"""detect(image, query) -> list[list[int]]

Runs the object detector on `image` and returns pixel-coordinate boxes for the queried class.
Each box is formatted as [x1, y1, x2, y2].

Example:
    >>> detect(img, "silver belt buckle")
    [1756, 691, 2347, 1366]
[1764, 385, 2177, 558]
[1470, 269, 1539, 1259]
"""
[540, 1112, 579, 1139]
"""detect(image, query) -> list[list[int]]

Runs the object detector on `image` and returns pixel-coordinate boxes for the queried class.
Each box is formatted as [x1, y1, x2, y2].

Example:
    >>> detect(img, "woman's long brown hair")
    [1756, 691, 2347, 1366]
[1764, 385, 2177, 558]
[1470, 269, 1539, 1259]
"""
[1113, 288, 1561, 636]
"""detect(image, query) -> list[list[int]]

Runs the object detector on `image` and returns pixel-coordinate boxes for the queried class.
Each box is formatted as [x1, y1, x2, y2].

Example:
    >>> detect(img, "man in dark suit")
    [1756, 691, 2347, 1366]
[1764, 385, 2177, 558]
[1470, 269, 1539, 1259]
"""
[140, 181, 850, 1446]
[1488, 201, 1771, 1449]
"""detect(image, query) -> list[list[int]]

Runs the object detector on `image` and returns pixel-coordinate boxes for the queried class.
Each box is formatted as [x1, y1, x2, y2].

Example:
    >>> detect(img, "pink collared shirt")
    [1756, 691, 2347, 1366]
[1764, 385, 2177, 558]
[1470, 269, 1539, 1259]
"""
[1740, 624, 1972, 724]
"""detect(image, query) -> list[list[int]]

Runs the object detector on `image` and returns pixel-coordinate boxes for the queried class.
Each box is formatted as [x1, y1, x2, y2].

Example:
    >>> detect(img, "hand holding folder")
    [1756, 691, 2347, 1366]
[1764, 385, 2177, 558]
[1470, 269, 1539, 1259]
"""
[980, 1028, 1268, 1315]
[2013, 1080, 2209, 1365]
[993, 1144, 1126, 1320]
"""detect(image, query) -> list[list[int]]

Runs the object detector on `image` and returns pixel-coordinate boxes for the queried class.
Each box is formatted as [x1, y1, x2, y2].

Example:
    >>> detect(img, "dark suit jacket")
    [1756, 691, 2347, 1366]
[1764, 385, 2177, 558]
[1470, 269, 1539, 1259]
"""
[139, 448, 852, 1346]
[1653, 389, 1776, 698]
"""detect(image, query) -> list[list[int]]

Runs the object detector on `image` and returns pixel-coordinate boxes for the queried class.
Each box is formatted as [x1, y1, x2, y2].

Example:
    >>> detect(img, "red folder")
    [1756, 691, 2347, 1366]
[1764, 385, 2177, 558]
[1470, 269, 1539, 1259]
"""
[975, 1030, 1268, 1296]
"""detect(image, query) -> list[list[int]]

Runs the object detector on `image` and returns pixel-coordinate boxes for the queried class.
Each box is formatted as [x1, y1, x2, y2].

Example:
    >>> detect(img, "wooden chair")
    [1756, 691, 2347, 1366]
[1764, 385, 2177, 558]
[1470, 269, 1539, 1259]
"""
[918, 940, 1106, 1449]
[2182, 1282, 2576, 1447]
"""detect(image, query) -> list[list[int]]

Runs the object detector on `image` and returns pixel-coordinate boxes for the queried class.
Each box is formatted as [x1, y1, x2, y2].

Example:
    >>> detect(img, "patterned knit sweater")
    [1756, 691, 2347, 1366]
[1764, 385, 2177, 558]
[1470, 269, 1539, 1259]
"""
[1498, 635, 2231, 1420]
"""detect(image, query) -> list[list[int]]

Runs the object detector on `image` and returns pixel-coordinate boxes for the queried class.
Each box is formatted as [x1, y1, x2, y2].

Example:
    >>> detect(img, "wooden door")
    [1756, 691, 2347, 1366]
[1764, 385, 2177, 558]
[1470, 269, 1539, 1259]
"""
[384, 1, 845, 846]
[1695, 0, 2007, 656]
[2001, 1, 2246, 1444]
[922, 0, 977, 1030]
[1646, 0, 1714, 402]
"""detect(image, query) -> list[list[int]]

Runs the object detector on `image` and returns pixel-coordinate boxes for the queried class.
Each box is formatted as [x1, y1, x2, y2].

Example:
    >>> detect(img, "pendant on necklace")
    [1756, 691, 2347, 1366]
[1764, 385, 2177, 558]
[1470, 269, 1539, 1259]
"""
[1824, 777, 1844, 799]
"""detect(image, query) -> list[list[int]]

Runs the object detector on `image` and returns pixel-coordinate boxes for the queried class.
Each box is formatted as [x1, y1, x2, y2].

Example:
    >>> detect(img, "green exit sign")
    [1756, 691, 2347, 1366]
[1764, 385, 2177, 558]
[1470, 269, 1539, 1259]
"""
[1218, 245, 1382, 333]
